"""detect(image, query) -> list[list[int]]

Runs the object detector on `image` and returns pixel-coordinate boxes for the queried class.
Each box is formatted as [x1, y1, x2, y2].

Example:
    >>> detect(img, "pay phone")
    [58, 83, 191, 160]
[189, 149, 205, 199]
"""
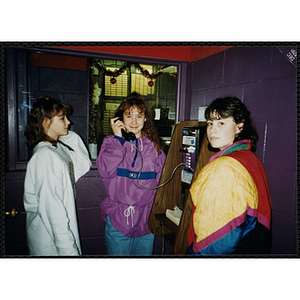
[179, 126, 206, 208]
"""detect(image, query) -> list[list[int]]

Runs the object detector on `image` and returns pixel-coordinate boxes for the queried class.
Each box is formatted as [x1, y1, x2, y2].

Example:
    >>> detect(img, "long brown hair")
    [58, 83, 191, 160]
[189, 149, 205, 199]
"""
[24, 96, 71, 149]
[114, 92, 163, 155]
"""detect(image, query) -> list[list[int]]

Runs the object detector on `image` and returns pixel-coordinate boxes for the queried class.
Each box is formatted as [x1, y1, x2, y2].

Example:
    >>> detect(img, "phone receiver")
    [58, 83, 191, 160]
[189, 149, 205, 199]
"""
[115, 115, 136, 142]
[121, 129, 136, 142]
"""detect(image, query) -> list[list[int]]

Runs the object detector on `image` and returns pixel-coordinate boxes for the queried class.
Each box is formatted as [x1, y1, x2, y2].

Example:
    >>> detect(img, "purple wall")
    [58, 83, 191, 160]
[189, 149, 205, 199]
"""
[187, 46, 297, 254]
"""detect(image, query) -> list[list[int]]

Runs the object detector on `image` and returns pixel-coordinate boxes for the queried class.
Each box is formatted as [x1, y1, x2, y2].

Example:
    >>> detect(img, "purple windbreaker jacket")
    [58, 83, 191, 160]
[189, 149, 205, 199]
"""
[96, 135, 166, 237]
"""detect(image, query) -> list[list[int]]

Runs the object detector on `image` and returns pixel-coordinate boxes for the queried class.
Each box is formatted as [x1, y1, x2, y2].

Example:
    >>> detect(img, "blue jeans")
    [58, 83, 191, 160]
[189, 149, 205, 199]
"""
[105, 216, 155, 255]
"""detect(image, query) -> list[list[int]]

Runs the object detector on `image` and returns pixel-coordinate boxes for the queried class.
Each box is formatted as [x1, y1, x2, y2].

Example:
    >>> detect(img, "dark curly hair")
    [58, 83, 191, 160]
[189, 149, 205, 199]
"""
[24, 96, 71, 150]
[205, 96, 258, 152]
[113, 92, 163, 155]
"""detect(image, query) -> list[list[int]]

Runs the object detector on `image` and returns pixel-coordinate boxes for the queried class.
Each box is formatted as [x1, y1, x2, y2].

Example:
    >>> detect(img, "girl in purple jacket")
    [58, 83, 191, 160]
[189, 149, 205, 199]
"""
[96, 92, 166, 255]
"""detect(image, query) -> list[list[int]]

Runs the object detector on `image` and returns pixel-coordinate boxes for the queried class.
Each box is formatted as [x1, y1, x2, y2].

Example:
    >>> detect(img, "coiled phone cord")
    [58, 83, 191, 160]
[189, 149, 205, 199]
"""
[130, 140, 194, 190]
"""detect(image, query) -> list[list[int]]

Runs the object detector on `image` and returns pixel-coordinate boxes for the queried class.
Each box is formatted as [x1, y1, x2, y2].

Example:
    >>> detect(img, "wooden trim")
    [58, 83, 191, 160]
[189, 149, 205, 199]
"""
[148, 120, 215, 254]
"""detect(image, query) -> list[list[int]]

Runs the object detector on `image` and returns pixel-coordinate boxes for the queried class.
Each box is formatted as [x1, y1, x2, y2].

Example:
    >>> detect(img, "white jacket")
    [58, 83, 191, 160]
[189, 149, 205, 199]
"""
[23, 131, 91, 256]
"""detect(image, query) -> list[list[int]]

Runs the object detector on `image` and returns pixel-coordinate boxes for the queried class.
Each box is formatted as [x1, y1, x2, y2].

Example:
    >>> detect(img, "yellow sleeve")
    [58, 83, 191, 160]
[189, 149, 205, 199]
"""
[190, 156, 258, 243]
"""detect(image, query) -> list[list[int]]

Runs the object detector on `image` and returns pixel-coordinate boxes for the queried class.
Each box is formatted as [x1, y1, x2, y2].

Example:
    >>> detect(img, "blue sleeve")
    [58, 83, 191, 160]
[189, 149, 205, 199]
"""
[196, 215, 257, 255]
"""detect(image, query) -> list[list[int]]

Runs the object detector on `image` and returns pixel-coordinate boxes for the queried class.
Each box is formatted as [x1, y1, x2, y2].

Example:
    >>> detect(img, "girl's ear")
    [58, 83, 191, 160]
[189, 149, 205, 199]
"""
[236, 122, 244, 134]
[42, 118, 51, 130]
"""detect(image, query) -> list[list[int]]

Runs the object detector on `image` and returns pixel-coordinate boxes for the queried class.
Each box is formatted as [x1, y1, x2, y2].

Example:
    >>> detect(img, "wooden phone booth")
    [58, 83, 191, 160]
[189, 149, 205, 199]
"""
[148, 121, 215, 255]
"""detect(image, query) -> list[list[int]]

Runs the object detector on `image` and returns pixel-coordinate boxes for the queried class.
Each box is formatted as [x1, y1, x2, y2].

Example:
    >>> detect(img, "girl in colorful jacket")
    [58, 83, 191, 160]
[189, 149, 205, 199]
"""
[23, 96, 91, 255]
[96, 92, 166, 255]
[186, 96, 272, 255]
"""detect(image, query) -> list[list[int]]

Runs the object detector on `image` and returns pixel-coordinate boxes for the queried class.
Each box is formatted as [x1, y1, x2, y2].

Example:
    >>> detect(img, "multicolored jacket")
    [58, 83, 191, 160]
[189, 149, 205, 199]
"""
[96, 135, 166, 238]
[188, 140, 272, 254]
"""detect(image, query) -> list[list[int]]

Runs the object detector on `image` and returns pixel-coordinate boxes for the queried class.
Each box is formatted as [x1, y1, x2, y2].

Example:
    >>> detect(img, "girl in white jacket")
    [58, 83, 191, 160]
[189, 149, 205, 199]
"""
[23, 96, 91, 256]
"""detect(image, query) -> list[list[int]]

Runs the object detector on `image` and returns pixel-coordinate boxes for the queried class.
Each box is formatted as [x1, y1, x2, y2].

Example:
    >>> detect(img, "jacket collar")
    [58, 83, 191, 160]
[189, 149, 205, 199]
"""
[208, 139, 251, 164]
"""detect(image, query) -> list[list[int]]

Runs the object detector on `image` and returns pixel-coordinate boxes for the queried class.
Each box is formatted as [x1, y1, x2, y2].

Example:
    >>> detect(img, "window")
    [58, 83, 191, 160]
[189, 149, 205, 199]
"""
[89, 59, 178, 158]
[6, 48, 88, 170]
[5, 47, 182, 170]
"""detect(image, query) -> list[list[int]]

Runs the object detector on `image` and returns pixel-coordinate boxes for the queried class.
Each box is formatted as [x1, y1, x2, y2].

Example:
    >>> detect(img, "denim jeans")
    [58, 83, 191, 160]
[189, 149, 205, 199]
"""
[105, 216, 155, 255]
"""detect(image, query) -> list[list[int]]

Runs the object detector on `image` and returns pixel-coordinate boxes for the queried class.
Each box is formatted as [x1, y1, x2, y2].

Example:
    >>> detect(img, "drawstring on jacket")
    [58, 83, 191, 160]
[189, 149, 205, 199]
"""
[124, 206, 135, 227]
[130, 138, 143, 152]
[140, 138, 143, 151]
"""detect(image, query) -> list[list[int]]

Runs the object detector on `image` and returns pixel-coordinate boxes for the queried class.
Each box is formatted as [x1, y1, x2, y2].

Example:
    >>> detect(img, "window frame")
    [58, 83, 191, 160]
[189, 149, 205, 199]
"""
[5, 46, 188, 171]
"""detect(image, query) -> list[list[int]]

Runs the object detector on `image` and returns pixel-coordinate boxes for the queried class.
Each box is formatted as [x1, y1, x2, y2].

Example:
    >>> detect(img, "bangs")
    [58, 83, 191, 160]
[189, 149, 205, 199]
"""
[124, 102, 145, 115]
[205, 108, 230, 121]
